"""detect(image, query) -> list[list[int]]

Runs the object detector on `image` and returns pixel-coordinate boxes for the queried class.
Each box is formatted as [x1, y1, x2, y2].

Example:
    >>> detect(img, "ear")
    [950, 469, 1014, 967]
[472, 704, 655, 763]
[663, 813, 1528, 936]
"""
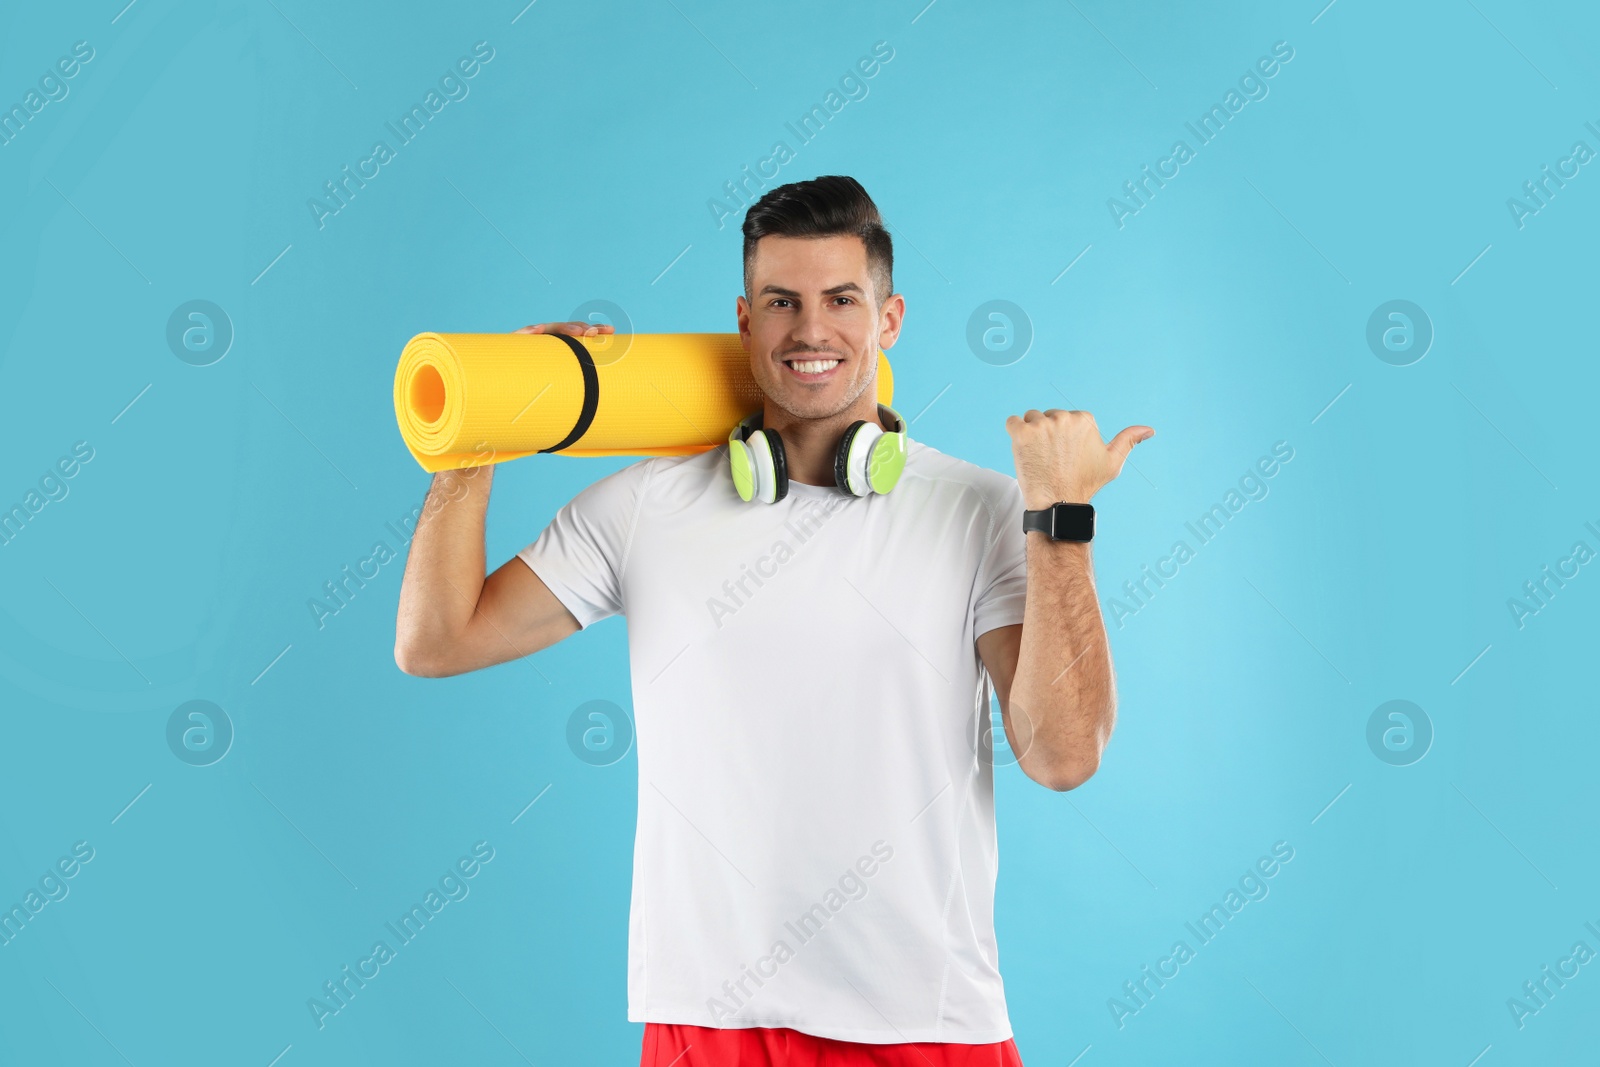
[876, 292, 906, 351]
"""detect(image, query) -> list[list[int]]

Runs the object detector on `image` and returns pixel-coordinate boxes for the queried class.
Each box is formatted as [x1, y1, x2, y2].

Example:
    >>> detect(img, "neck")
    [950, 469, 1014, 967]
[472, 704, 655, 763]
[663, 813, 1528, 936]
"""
[763, 394, 884, 487]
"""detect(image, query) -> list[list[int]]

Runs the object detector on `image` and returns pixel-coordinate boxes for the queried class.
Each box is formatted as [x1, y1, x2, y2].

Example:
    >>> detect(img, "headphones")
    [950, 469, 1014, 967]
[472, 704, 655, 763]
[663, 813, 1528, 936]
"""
[728, 404, 909, 504]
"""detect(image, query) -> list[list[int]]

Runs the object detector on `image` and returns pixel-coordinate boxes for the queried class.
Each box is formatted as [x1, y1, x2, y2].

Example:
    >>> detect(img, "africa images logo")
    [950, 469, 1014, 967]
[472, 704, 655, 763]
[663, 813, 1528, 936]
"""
[704, 495, 850, 629]
[705, 841, 894, 1024]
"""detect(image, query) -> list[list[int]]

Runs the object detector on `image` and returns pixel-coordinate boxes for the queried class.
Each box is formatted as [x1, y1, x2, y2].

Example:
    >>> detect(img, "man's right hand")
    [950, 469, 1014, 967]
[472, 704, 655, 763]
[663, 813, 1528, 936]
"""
[515, 321, 616, 337]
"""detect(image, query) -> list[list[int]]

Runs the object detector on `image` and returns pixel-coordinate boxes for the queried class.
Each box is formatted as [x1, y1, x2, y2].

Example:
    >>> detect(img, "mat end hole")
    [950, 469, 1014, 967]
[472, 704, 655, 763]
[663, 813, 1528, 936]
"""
[411, 364, 446, 423]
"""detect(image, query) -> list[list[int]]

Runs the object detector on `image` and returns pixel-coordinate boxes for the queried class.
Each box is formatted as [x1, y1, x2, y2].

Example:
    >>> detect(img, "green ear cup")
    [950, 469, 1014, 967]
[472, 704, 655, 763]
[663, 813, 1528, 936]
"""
[730, 440, 755, 501]
[866, 431, 907, 494]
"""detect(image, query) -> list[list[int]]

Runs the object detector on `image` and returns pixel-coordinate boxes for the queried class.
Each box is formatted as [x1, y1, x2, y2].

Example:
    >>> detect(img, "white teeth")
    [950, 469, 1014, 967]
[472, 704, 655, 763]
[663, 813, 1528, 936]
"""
[788, 359, 839, 374]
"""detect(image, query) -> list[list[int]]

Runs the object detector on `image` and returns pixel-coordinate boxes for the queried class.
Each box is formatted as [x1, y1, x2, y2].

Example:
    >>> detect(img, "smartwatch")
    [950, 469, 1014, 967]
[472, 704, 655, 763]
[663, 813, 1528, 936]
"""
[1022, 501, 1095, 542]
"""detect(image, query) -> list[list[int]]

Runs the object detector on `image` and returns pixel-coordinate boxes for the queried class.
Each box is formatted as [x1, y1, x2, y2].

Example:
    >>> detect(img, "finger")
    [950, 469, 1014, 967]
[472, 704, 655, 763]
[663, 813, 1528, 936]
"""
[1022, 409, 1046, 423]
[1070, 409, 1098, 428]
[1107, 425, 1156, 460]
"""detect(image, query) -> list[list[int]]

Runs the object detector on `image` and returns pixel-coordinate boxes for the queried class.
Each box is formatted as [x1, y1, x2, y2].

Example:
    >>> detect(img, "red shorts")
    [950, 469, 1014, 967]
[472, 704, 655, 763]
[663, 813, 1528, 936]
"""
[640, 1022, 1025, 1066]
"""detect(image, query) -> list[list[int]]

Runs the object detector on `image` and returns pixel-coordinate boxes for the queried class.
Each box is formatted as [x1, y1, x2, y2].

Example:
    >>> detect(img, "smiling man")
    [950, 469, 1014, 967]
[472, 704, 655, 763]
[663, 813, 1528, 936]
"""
[394, 175, 1153, 1066]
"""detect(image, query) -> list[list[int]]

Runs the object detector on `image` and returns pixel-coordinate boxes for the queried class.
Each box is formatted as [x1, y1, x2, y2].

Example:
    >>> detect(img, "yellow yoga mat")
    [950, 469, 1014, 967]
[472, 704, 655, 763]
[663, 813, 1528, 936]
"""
[394, 332, 895, 472]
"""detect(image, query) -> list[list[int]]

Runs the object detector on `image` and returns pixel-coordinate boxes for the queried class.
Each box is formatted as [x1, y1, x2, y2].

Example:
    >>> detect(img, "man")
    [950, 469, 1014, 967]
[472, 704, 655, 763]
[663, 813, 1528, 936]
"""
[394, 175, 1153, 1066]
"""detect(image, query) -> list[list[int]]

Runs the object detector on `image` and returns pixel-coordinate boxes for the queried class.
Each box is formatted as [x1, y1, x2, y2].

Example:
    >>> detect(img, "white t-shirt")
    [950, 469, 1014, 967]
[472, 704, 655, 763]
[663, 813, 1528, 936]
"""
[517, 439, 1029, 1044]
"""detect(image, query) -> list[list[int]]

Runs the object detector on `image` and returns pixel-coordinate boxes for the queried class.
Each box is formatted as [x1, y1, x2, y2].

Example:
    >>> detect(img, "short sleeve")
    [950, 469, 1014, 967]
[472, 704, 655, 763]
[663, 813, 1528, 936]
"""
[972, 477, 1028, 638]
[516, 460, 653, 629]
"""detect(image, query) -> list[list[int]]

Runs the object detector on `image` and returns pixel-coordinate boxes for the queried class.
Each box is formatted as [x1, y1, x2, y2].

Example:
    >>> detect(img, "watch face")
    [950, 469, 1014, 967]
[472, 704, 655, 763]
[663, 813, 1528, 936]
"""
[1053, 503, 1094, 541]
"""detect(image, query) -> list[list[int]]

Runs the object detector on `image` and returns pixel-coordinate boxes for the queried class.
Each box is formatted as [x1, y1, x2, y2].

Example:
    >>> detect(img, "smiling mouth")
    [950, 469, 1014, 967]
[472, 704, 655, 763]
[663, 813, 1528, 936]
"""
[783, 357, 842, 374]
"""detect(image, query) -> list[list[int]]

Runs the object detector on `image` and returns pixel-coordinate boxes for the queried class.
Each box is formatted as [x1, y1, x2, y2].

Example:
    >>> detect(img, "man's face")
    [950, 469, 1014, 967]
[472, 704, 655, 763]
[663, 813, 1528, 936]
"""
[737, 235, 901, 423]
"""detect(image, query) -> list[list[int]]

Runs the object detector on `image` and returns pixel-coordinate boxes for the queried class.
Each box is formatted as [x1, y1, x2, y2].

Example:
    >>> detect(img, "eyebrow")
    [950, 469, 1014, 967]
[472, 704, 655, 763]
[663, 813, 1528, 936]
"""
[757, 282, 866, 298]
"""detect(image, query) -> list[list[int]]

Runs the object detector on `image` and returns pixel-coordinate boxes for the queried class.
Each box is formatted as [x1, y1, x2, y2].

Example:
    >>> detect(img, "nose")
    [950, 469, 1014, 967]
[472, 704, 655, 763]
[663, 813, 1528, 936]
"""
[788, 305, 838, 355]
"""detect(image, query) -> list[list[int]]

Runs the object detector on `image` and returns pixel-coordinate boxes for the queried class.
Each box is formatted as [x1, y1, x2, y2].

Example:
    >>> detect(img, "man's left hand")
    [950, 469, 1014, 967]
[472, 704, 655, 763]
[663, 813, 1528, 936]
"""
[1004, 409, 1154, 508]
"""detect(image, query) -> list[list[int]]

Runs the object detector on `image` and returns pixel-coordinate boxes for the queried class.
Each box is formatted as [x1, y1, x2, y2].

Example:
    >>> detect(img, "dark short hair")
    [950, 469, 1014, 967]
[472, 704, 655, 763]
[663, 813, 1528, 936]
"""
[742, 175, 893, 307]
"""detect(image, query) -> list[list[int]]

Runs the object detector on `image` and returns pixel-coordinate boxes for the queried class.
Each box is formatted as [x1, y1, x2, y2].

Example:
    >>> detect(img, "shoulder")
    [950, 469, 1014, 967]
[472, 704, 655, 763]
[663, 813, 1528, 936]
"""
[902, 440, 1022, 518]
[575, 448, 724, 506]
[636, 448, 724, 493]
[578, 449, 715, 488]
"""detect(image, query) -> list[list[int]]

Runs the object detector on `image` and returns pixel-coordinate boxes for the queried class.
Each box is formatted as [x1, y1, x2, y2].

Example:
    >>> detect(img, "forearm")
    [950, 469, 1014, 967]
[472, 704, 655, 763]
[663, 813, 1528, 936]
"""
[1010, 538, 1116, 789]
[394, 467, 494, 664]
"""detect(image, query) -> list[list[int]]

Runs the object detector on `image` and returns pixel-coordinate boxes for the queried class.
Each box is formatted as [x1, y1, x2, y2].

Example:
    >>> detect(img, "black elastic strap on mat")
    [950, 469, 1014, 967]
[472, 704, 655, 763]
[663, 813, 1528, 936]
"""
[538, 332, 600, 453]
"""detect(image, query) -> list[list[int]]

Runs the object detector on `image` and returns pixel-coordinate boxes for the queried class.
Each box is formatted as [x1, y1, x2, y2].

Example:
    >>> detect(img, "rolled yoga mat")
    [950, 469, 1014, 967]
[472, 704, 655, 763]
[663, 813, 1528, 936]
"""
[394, 332, 896, 472]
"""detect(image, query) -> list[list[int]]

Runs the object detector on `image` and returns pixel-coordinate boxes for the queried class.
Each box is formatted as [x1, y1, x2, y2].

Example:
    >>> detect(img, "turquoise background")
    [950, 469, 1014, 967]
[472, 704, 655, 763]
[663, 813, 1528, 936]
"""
[2, 0, 1597, 1063]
